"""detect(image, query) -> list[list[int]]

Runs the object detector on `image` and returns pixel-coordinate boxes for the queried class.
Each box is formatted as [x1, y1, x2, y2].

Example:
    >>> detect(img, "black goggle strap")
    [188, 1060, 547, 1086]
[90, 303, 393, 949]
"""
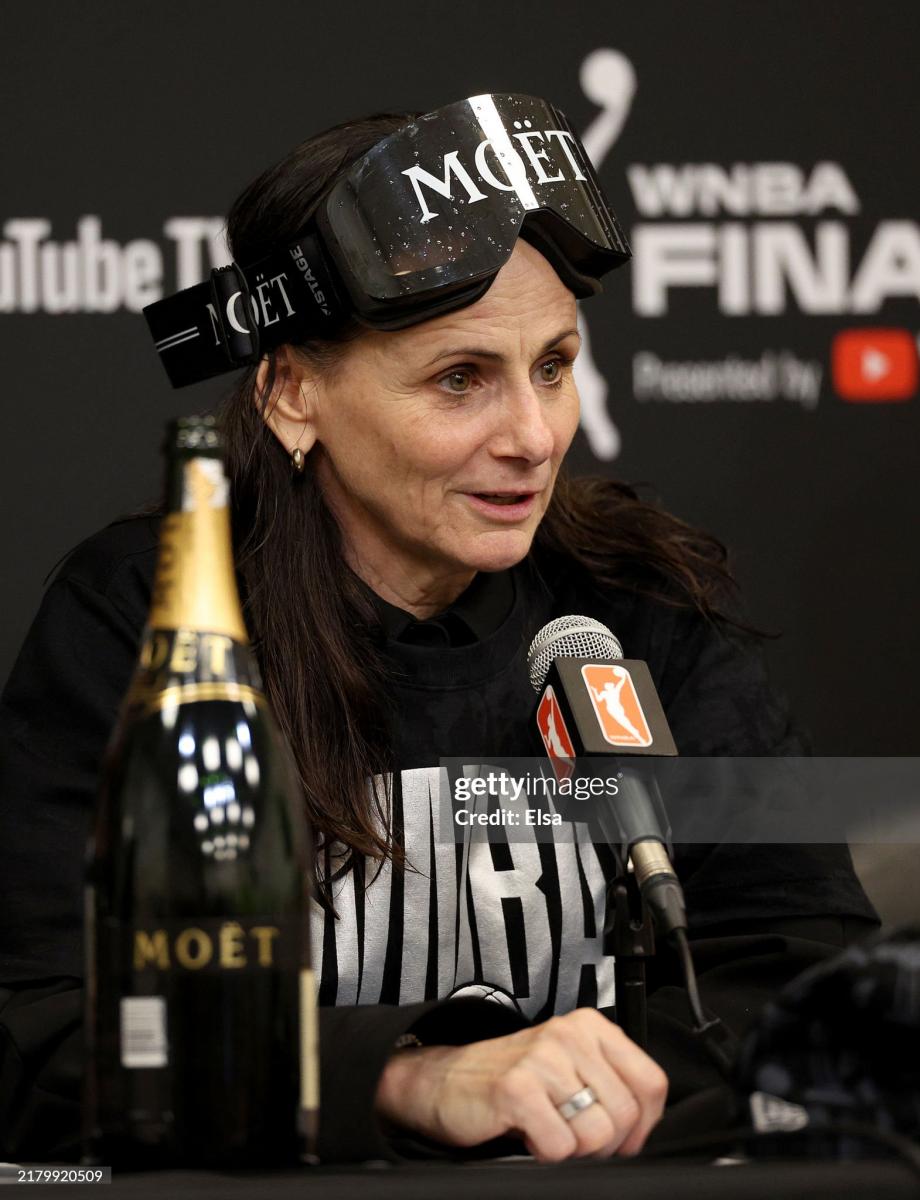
[142, 229, 346, 388]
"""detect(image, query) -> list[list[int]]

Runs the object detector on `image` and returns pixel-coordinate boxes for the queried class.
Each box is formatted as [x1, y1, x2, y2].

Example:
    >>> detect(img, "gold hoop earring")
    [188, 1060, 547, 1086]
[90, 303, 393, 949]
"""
[291, 447, 305, 474]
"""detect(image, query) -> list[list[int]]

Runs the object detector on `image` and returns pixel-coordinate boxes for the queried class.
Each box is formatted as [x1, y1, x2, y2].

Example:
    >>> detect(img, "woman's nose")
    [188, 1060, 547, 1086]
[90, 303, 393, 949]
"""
[490, 382, 556, 464]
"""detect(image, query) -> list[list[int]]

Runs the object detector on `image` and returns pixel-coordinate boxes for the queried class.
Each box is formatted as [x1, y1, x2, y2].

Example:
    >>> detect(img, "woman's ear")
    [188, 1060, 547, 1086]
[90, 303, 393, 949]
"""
[257, 348, 319, 457]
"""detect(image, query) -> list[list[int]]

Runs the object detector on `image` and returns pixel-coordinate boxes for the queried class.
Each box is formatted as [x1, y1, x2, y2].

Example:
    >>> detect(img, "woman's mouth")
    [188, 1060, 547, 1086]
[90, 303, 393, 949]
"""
[464, 492, 538, 521]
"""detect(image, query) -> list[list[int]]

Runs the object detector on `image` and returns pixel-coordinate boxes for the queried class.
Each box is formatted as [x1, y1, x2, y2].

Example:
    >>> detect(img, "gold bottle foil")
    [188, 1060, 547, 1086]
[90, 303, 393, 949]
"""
[147, 459, 248, 643]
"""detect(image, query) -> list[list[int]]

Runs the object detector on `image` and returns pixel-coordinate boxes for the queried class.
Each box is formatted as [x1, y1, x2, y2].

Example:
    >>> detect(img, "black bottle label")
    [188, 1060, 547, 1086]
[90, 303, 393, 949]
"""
[95, 913, 310, 1079]
[104, 917, 313, 1075]
[128, 916, 301, 976]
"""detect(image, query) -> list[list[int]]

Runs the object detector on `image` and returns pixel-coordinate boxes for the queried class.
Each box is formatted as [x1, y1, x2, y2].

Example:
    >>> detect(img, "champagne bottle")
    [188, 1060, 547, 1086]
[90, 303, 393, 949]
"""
[84, 415, 317, 1167]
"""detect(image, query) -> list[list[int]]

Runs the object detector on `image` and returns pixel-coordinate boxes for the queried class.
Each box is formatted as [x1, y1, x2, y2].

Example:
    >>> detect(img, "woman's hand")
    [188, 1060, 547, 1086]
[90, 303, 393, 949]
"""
[374, 1008, 668, 1162]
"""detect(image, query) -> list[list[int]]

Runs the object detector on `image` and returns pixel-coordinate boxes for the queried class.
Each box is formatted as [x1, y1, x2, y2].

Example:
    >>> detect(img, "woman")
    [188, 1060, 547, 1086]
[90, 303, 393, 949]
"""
[0, 96, 877, 1164]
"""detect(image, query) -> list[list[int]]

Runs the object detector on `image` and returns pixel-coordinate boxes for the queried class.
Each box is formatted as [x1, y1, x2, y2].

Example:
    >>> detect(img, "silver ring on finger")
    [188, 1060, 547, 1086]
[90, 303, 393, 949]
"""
[557, 1086, 598, 1121]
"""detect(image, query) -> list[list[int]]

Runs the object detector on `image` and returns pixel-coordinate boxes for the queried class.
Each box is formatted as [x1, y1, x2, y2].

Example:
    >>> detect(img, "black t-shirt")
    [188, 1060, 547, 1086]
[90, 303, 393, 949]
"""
[316, 548, 876, 1021]
[0, 515, 878, 1161]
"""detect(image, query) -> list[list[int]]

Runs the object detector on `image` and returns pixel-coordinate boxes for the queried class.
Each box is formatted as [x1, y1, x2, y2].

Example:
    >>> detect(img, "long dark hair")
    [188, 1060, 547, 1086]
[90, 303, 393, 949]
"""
[217, 112, 738, 904]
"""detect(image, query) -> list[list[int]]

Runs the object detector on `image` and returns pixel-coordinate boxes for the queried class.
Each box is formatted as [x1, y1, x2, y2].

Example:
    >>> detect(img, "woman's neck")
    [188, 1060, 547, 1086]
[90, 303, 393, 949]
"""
[349, 555, 476, 620]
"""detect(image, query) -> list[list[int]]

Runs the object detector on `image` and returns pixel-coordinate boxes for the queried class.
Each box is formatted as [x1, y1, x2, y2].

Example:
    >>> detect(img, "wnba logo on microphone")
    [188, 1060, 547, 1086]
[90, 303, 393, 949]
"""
[536, 685, 576, 781]
[582, 665, 653, 747]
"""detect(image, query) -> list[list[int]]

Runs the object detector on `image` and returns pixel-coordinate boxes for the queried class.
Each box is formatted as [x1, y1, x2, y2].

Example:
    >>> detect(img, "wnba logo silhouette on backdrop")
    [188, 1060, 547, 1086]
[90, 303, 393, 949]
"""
[575, 48, 637, 463]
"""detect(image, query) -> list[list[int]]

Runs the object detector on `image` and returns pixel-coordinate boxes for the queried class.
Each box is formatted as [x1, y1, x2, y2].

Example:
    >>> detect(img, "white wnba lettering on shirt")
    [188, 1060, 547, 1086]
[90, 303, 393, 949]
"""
[311, 767, 616, 1018]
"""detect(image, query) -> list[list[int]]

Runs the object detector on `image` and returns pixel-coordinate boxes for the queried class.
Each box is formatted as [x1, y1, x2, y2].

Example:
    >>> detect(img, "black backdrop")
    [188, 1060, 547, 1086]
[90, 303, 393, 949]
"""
[2, 2, 918, 754]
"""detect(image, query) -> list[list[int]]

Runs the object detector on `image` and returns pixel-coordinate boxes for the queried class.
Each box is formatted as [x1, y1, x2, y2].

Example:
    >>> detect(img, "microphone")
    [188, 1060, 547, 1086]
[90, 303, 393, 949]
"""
[526, 615, 687, 937]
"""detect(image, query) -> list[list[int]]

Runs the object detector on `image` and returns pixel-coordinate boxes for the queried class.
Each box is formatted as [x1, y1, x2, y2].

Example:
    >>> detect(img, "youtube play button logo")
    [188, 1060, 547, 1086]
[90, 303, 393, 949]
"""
[832, 328, 918, 402]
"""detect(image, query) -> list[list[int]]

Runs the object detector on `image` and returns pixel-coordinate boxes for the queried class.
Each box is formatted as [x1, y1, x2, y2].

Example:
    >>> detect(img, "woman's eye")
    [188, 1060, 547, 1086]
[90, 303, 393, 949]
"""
[441, 368, 475, 394]
[539, 357, 572, 387]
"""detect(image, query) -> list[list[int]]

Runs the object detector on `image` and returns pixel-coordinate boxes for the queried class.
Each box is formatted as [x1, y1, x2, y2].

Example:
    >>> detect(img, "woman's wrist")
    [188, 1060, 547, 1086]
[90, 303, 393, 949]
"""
[374, 1043, 455, 1138]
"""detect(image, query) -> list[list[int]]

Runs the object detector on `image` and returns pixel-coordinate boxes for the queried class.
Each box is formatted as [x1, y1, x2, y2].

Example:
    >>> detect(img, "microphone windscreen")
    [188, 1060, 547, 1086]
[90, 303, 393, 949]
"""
[526, 615, 624, 692]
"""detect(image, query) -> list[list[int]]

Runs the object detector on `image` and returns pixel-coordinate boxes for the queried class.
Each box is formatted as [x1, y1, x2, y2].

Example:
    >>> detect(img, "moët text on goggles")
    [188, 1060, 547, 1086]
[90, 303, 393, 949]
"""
[143, 93, 631, 389]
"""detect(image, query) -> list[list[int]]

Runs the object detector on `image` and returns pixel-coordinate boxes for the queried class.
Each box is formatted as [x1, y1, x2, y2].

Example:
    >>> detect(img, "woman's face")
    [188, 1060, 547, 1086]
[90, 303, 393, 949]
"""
[293, 240, 581, 608]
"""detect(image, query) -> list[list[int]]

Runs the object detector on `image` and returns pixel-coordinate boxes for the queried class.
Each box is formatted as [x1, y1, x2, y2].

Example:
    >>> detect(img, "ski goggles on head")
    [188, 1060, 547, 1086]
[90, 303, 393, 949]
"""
[143, 92, 632, 389]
